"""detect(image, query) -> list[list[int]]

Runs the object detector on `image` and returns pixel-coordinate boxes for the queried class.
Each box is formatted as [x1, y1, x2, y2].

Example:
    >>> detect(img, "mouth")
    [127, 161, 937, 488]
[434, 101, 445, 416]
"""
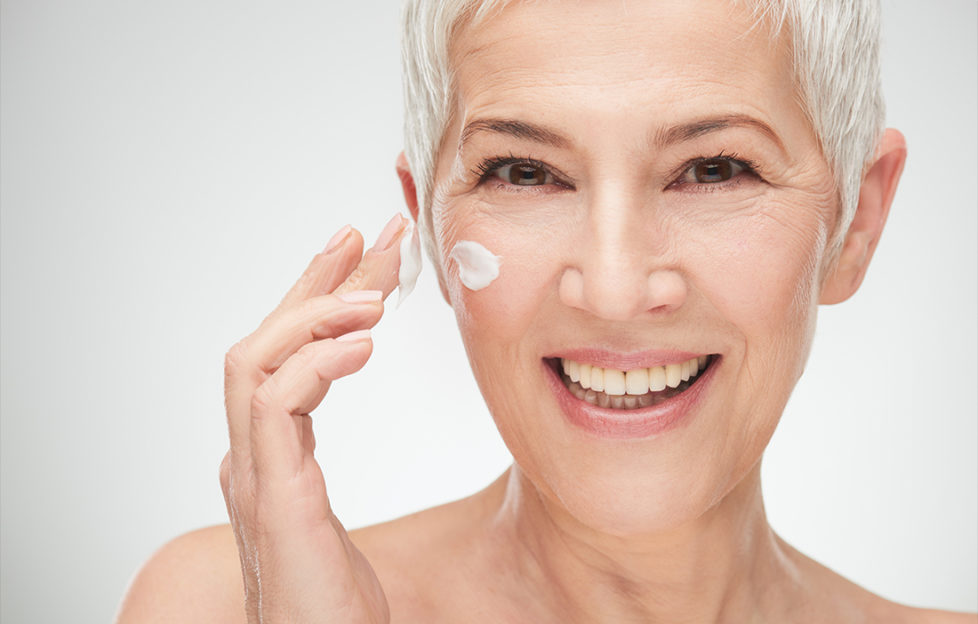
[545, 354, 716, 410]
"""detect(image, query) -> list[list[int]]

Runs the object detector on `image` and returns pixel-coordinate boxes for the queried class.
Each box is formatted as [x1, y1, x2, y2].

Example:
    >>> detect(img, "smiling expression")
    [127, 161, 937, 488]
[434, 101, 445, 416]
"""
[425, 0, 840, 534]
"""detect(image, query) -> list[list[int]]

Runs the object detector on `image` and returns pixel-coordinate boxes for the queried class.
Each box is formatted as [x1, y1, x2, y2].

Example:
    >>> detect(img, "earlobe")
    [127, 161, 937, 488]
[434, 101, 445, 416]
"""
[395, 152, 420, 224]
[820, 128, 908, 305]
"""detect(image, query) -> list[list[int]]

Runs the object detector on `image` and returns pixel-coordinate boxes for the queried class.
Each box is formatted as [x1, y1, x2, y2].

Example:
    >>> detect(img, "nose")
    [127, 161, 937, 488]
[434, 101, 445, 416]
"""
[558, 191, 687, 321]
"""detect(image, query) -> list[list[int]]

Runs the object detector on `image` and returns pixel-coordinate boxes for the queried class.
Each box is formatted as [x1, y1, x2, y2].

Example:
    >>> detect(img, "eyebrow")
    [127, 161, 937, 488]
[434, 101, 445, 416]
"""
[458, 114, 786, 154]
[653, 114, 787, 153]
[459, 118, 570, 150]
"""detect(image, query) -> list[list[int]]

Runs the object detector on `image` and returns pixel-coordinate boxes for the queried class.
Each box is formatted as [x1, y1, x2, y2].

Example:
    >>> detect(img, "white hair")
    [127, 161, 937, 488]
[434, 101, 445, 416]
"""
[401, 0, 885, 264]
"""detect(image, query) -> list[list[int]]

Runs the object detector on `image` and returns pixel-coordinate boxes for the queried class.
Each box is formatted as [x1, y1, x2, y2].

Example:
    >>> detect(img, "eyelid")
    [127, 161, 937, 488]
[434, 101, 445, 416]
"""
[472, 155, 573, 188]
[666, 153, 762, 188]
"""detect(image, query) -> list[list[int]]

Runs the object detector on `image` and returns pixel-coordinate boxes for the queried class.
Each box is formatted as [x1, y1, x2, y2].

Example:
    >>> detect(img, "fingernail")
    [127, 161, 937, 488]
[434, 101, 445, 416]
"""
[336, 329, 372, 343]
[371, 214, 405, 252]
[337, 290, 383, 304]
[324, 224, 353, 254]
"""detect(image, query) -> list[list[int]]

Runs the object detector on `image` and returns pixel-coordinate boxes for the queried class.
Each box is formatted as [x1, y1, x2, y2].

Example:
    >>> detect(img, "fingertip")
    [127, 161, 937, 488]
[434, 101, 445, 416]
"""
[371, 214, 409, 252]
[324, 224, 353, 253]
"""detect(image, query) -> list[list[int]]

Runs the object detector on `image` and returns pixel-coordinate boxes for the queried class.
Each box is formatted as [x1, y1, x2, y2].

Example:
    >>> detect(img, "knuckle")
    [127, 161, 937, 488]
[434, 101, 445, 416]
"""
[250, 382, 278, 417]
[224, 340, 250, 377]
[295, 342, 331, 381]
[342, 263, 368, 291]
[294, 340, 322, 361]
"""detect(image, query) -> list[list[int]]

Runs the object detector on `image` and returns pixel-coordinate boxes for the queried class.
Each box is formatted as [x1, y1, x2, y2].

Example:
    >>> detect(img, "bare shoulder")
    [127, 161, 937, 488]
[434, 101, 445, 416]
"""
[349, 493, 497, 622]
[896, 607, 978, 623]
[775, 535, 976, 624]
[114, 524, 244, 624]
[864, 594, 977, 623]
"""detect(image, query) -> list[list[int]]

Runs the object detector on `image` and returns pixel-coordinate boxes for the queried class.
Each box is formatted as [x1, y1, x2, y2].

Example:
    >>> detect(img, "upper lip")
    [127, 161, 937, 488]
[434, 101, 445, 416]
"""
[545, 348, 713, 370]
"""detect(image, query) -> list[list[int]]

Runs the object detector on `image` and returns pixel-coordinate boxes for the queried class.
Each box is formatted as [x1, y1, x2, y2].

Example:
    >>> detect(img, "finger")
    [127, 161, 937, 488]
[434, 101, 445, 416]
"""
[253, 292, 384, 372]
[277, 226, 366, 310]
[334, 214, 409, 298]
[249, 331, 373, 479]
[224, 295, 383, 455]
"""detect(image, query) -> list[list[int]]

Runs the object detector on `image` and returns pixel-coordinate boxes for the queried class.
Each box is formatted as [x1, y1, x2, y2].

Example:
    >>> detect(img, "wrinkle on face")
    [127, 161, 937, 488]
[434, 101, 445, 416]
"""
[427, 3, 845, 585]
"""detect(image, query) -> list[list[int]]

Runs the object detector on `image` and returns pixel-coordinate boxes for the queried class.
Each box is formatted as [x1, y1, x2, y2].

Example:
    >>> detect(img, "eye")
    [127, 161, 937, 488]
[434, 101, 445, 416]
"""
[682, 158, 746, 184]
[495, 163, 554, 186]
[473, 156, 564, 190]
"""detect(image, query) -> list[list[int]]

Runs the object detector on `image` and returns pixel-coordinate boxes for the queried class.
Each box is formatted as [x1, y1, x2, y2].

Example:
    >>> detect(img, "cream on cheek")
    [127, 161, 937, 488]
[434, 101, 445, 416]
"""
[431, 151, 507, 292]
[449, 240, 502, 291]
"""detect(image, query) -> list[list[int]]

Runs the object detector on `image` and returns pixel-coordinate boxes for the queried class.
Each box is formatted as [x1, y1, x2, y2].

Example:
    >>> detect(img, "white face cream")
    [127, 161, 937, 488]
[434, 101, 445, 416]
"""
[397, 221, 422, 307]
[449, 240, 501, 291]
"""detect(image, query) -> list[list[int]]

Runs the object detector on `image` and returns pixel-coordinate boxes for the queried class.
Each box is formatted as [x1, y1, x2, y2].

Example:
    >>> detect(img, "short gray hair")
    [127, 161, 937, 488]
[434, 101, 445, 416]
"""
[401, 0, 885, 263]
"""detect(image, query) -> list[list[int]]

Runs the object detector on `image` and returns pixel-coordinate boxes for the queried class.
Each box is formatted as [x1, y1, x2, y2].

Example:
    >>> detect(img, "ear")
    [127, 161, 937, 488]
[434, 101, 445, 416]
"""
[395, 152, 420, 225]
[395, 151, 453, 304]
[820, 128, 907, 305]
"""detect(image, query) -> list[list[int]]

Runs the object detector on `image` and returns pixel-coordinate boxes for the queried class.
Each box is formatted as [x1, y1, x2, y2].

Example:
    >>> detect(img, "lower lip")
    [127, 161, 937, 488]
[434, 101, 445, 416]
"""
[543, 358, 718, 439]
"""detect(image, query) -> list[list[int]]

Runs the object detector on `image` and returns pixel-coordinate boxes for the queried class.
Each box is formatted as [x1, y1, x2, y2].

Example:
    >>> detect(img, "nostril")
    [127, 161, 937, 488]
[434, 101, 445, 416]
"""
[558, 267, 586, 310]
[646, 270, 687, 314]
[559, 264, 686, 320]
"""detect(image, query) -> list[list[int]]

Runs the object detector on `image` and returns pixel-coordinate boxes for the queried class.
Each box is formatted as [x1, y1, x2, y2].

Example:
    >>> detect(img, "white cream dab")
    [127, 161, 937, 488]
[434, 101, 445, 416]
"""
[449, 240, 501, 291]
[397, 221, 421, 307]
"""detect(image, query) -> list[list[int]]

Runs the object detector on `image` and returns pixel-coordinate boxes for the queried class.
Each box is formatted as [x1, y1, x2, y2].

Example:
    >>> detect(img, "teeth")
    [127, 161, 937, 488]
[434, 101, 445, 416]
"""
[558, 354, 711, 407]
[649, 366, 666, 391]
[624, 368, 649, 395]
[570, 381, 586, 400]
[590, 367, 605, 392]
[579, 364, 592, 390]
[603, 369, 626, 396]
[665, 363, 682, 388]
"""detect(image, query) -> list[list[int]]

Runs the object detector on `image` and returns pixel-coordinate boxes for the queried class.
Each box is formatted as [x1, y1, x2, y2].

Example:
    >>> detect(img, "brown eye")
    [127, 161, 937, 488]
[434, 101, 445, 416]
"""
[685, 158, 745, 184]
[498, 163, 552, 186]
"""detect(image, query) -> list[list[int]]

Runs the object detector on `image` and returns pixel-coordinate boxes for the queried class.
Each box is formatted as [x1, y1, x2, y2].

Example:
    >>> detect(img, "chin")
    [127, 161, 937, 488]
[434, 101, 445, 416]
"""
[538, 454, 738, 538]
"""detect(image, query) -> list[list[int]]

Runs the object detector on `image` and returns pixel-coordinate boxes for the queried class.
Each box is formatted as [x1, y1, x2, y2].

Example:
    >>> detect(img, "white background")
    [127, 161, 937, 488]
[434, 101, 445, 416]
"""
[1, 1, 975, 621]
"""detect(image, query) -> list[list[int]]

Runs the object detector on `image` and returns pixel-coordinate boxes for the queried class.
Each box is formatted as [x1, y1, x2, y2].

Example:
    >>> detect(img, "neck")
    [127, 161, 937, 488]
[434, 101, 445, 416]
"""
[485, 462, 797, 624]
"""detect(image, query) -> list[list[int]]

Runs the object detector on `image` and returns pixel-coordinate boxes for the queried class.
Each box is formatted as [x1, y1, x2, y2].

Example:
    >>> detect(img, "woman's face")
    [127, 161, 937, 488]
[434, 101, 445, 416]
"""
[429, 0, 838, 534]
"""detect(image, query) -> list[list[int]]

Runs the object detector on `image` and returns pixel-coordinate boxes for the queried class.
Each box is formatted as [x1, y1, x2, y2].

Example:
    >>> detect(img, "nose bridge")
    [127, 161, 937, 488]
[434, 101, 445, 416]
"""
[588, 186, 646, 277]
[559, 182, 687, 320]
[582, 186, 654, 318]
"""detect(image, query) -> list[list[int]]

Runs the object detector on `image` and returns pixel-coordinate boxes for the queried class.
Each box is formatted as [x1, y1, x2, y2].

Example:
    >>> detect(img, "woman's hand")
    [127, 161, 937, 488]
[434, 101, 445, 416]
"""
[220, 216, 410, 624]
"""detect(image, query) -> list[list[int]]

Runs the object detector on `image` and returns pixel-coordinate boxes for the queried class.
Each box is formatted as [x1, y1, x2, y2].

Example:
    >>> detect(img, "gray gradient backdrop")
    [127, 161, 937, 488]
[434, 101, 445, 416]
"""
[2, 1, 976, 622]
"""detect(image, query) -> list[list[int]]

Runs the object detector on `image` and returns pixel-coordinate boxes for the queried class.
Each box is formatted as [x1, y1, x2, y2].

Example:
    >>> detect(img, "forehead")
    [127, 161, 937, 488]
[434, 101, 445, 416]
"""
[449, 0, 803, 145]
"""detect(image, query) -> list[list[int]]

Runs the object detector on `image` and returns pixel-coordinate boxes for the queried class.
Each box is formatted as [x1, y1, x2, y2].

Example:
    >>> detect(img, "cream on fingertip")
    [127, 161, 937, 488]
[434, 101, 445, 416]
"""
[397, 221, 422, 307]
[449, 240, 501, 291]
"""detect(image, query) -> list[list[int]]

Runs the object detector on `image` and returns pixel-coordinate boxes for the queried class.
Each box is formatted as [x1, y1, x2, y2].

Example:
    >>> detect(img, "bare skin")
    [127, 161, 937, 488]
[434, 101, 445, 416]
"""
[112, 215, 972, 621]
[116, 1, 975, 622]
[117, 477, 973, 623]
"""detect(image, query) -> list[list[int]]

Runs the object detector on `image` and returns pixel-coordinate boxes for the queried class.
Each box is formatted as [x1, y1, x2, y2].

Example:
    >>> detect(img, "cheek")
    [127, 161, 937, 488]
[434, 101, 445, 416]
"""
[433, 201, 571, 342]
[691, 197, 831, 420]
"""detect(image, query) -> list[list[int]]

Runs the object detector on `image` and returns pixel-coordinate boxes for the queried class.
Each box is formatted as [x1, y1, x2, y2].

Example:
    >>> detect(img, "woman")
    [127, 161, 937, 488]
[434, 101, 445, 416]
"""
[116, 0, 973, 621]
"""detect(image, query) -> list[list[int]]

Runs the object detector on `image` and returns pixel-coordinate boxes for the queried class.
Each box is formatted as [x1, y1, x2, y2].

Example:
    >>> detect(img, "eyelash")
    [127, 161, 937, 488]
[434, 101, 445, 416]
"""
[472, 152, 763, 192]
[472, 155, 563, 185]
